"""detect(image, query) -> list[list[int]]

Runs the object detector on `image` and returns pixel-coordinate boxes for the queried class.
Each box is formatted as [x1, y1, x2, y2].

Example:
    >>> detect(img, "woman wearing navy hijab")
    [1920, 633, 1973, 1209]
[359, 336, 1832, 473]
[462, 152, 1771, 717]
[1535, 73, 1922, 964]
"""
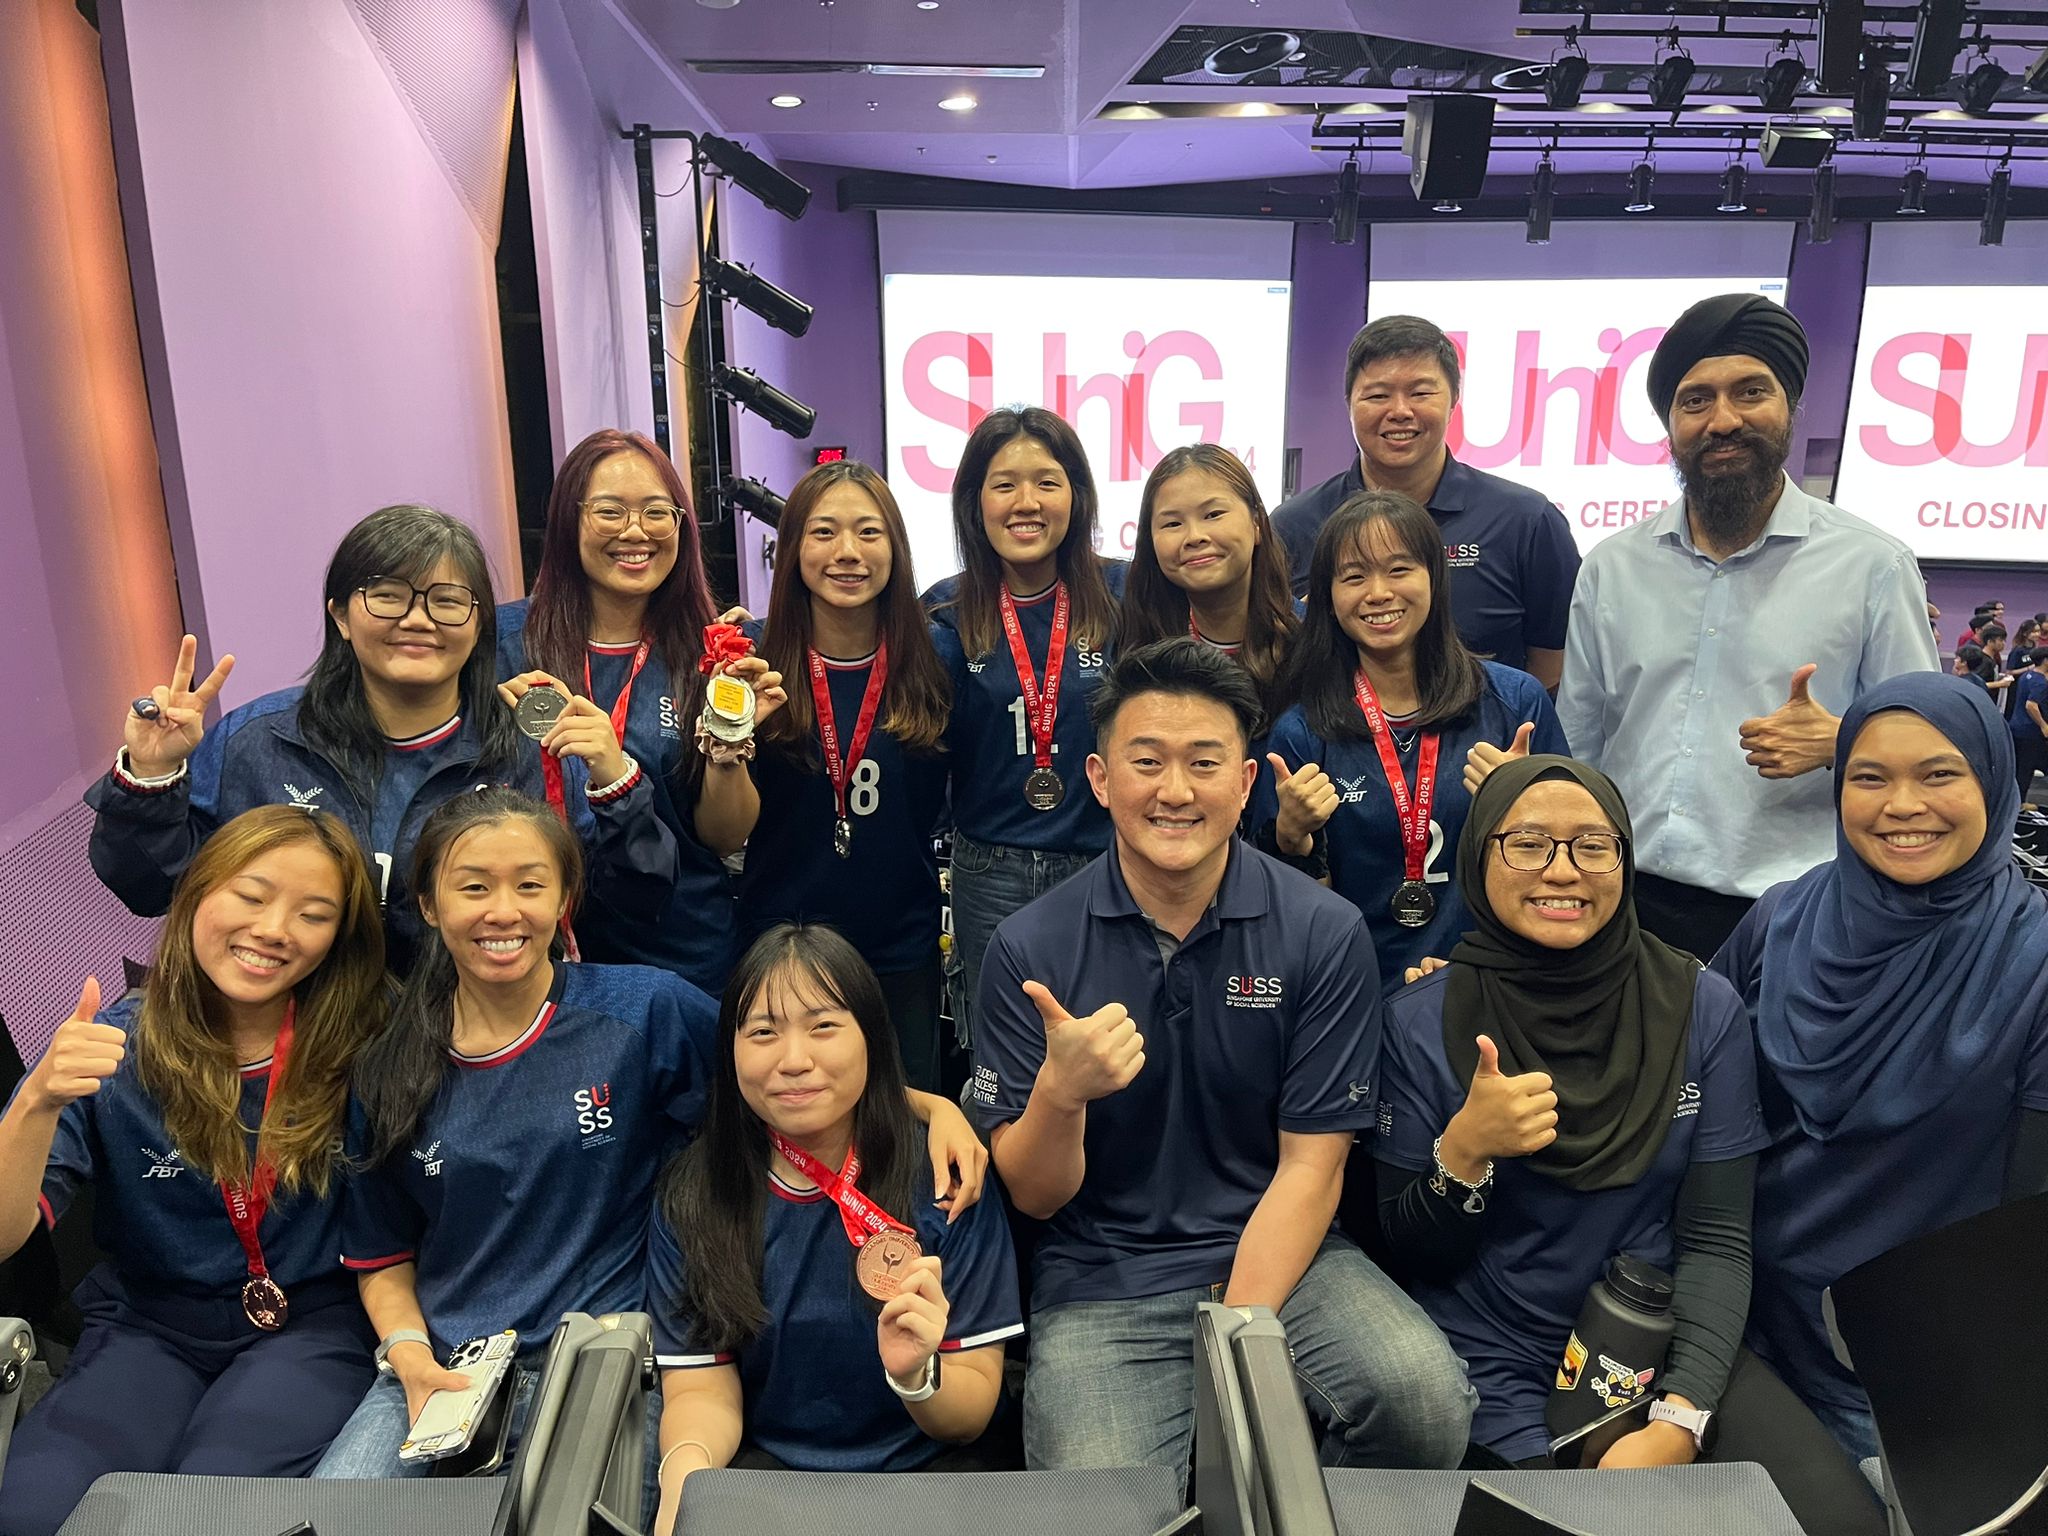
[1713, 673, 2048, 1463]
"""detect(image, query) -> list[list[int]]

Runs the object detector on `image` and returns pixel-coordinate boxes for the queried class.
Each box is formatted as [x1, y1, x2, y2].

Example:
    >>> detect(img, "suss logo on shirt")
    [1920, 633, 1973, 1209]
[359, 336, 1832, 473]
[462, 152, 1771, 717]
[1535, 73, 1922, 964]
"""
[658, 696, 683, 738]
[575, 1083, 613, 1136]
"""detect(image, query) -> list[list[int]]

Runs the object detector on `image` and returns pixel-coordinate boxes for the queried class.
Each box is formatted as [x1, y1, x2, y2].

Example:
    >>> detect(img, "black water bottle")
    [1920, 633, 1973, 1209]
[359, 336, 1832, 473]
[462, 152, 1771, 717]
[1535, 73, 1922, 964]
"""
[1544, 1254, 1675, 1466]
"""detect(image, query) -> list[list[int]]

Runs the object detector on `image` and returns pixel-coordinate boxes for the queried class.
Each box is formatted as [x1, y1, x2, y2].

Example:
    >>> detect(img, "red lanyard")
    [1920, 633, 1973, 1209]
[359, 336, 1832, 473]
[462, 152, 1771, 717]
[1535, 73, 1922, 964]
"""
[221, 1002, 295, 1285]
[1353, 671, 1439, 882]
[538, 636, 651, 819]
[808, 642, 889, 823]
[766, 1130, 915, 1250]
[998, 582, 1069, 771]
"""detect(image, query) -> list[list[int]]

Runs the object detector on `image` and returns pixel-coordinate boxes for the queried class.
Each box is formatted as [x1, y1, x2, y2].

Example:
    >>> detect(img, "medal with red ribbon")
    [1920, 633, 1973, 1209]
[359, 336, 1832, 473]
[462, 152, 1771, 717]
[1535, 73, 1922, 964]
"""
[766, 1129, 922, 1299]
[698, 623, 758, 747]
[999, 582, 1070, 812]
[808, 642, 889, 859]
[223, 1002, 296, 1331]
[1352, 670, 1440, 929]
[537, 636, 651, 823]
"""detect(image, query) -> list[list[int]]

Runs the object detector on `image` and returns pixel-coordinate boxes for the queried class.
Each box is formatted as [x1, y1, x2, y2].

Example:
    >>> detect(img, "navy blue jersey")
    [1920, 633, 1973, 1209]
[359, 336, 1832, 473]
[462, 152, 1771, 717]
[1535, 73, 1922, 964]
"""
[497, 602, 736, 993]
[648, 1171, 1022, 1472]
[85, 685, 675, 975]
[1712, 887, 2048, 1428]
[1272, 455, 1581, 673]
[2010, 670, 2048, 740]
[1378, 968, 1767, 1462]
[341, 963, 718, 1355]
[969, 841, 1382, 1310]
[924, 561, 1126, 853]
[22, 995, 350, 1302]
[1257, 664, 1566, 994]
[735, 632, 948, 976]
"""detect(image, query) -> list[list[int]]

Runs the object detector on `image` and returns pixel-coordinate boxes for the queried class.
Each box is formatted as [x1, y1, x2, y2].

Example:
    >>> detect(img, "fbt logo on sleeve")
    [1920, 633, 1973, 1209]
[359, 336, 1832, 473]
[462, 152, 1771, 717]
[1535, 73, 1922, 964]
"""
[140, 1146, 184, 1179]
[411, 1139, 444, 1177]
[1224, 975, 1284, 1009]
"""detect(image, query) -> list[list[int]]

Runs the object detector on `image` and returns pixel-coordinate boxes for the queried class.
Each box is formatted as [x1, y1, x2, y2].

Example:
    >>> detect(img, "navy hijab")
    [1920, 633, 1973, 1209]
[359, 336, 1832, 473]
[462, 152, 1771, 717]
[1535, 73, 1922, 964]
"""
[1755, 673, 2048, 1140]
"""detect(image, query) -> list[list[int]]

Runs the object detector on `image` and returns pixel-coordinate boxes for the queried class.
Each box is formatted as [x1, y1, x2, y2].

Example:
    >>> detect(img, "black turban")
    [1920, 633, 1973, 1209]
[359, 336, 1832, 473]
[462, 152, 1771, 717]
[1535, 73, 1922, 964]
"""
[1646, 293, 1809, 421]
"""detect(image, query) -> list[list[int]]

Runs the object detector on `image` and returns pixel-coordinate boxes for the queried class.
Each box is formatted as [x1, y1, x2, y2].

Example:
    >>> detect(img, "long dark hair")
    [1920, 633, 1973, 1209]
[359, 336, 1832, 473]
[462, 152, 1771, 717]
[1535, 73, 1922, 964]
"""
[302, 505, 520, 798]
[938, 406, 1120, 660]
[1287, 490, 1484, 740]
[352, 788, 584, 1162]
[1124, 444, 1298, 730]
[655, 924, 921, 1353]
[759, 461, 951, 758]
[521, 430, 720, 782]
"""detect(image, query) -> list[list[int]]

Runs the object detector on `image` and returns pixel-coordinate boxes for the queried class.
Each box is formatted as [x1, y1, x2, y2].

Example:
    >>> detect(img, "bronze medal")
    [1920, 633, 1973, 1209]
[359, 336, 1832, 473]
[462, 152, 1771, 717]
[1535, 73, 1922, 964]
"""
[856, 1229, 923, 1300]
[242, 1274, 289, 1332]
[1023, 765, 1065, 812]
[514, 684, 568, 740]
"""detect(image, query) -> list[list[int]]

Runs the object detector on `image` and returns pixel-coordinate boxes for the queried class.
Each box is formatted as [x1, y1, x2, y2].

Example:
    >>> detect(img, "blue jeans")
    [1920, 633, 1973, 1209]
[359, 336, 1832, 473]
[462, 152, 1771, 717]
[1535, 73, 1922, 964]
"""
[1022, 1234, 1475, 1479]
[948, 833, 1096, 1051]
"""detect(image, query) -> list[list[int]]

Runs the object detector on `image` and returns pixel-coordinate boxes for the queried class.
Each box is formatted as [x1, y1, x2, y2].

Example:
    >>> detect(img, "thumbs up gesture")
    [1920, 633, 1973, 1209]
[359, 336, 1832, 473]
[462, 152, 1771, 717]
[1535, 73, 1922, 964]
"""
[1738, 663, 1840, 780]
[1439, 1034, 1558, 1181]
[1022, 981, 1144, 1110]
[24, 980, 124, 1114]
[1266, 752, 1339, 856]
[1463, 721, 1536, 795]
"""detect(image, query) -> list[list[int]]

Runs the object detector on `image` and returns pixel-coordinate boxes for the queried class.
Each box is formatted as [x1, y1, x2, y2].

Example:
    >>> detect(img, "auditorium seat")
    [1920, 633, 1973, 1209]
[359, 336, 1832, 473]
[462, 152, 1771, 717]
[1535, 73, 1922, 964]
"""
[675, 1465, 1185, 1536]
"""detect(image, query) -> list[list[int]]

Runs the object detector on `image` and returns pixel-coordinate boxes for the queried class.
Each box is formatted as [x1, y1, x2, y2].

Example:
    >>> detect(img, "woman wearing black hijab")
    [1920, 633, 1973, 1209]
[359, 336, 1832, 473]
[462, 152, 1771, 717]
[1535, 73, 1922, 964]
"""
[1376, 755, 1884, 1534]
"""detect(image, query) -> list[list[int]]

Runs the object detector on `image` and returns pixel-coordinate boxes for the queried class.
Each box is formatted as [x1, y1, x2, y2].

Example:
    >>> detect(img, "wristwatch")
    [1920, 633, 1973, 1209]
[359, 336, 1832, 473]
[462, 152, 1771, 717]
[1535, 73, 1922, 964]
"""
[885, 1352, 941, 1403]
[374, 1329, 432, 1375]
[1647, 1397, 1718, 1455]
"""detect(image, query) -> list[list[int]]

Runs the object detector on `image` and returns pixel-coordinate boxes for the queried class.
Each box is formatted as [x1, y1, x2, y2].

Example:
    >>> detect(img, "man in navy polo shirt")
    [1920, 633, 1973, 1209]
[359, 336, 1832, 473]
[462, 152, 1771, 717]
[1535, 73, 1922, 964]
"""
[969, 637, 1474, 1478]
[1273, 315, 1580, 688]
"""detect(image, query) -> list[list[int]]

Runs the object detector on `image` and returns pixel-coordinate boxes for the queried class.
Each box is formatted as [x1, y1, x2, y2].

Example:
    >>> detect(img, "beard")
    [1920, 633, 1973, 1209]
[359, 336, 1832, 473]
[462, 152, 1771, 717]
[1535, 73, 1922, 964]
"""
[1674, 418, 1793, 546]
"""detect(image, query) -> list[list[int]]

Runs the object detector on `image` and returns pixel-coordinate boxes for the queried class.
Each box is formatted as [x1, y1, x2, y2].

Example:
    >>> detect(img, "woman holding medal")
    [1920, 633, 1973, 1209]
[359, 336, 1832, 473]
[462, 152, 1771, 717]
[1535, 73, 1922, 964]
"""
[500, 428, 784, 993]
[730, 461, 953, 1090]
[648, 924, 1022, 1529]
[89, 503, 673, 972]
[924, 407, 1125, 1051]
[1258, 491, 1565, 994]
[0, 807, 386, 1536]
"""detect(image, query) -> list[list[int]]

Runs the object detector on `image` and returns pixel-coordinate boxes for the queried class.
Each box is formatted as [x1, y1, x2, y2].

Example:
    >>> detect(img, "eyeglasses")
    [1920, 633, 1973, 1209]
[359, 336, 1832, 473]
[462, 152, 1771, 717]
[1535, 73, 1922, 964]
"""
[1488, 831, 1626, 874]
[357, 577, 479, 626]
[582, 499, 682, 540]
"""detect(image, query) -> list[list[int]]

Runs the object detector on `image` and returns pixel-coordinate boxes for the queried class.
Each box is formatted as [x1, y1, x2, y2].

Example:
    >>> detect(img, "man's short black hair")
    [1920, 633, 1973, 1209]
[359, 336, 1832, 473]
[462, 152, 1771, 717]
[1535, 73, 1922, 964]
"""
[1978, 622, 2008, 645]
[1343, 314, 1462, 401]
[1089, 637, 1262, 751]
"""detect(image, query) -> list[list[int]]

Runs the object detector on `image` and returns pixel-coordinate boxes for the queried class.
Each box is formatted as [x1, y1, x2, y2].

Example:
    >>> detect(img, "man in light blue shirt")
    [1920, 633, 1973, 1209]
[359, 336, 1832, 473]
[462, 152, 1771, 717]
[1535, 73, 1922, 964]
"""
[1558, 295, 1937, 961]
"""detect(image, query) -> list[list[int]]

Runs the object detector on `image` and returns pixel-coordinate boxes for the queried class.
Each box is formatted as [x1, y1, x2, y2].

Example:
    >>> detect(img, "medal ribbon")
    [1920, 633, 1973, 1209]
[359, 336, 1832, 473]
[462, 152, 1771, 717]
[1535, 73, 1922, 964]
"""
[699, 623, 754, 675]
[221, 1001, 295, 1288]
[538, 635, 651, 824]
[767, 1130, 915, 1249]
[808, 642, 889, 825]
[1352, 671, 1439, 883]
[998, 582, 1069, 773]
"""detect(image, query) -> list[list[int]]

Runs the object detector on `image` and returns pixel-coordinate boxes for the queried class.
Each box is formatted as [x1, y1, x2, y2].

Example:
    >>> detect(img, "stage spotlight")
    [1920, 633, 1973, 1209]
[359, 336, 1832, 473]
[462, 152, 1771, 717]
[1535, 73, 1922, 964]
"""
[724, 475, 787, 522]
[696, 133, 812, 220]
[1546, 51, 1590, 110]
[1808, 162, 1838, 243]
[702, 256, 813, 337]
[1526, 154, 1556, 244]
[710, 364, 816, 439]
[1957, 56, 2008, 113]
[1762, 124, 1835, 167]
[1852, 54, 1892, 139]
[1759, 54, 1806, 113]
[1649, 49, 1695, 110]
[1330, 153, 1361, 245]
[1898, 162, 1930, 214]
[1906, 0, 1967, 96]
[1717, 162, 1749, 212]
[2027, 45, 2048, 94]
[1625, 158, 1656, 212]
[1981, 158, 2011, 246]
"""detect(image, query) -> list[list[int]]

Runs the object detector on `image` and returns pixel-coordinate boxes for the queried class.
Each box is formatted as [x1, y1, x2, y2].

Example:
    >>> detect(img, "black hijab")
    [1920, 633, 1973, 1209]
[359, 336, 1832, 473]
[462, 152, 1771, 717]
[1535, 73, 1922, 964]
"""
[1443, 756, 1700, 1192]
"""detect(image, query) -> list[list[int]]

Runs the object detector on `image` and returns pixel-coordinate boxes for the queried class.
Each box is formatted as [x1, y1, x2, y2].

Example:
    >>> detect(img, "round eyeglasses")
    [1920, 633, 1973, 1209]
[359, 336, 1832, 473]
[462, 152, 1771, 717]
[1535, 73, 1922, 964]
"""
[356, 578, 479, 626]
[582, 499, 681, 540]
[1487, 831, 1626, 874]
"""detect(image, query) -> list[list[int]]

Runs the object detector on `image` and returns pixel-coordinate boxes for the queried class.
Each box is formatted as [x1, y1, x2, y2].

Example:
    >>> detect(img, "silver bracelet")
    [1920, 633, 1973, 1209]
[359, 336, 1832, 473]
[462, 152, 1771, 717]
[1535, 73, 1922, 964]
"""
[1429, 1134, 1493, 1215]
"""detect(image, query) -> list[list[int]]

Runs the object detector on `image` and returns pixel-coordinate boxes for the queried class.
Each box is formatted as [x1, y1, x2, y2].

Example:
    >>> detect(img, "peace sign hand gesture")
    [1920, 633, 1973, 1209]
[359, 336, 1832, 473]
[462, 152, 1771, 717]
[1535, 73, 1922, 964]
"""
[124, 635, 236, 778]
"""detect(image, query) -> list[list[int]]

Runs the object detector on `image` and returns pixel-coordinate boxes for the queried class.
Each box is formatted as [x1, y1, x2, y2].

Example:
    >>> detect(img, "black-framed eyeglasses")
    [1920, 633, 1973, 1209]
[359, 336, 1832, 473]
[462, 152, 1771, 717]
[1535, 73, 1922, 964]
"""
[1487, 831, 1627, 874]
[581, 499, 682, 540]
[357, 577, 479, 626]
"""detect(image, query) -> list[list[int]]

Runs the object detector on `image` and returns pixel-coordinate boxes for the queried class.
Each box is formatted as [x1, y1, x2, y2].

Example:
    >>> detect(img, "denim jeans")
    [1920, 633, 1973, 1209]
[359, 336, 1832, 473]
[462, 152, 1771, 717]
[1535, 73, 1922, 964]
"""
[947, 832, 1096, 1052]
[1022, 1234, 1475, 1480]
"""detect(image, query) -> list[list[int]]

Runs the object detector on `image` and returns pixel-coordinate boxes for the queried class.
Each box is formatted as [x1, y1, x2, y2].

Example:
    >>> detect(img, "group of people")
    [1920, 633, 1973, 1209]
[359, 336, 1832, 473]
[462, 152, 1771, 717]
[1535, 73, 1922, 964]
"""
[0, 290, 2041, 1536]
[1948, 599, 2048, 803]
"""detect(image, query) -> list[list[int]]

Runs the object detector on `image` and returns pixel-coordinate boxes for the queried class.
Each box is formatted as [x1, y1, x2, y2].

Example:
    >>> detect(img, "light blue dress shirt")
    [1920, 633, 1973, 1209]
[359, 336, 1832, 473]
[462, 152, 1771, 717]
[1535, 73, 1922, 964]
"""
[1558, 475, 1939, 899]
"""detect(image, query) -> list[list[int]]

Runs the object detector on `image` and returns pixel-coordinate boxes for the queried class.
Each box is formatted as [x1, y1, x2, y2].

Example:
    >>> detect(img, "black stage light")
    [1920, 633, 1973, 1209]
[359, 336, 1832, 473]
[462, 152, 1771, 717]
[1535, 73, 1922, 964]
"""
[1759, 54, 1807, 113]
[1957, 56, 2008, 113]
[1898, 162, 1930, 214]
[1625, 158, 1656, 212]
[1649, 50, 1695, 110]
[1718, 162, 1750, 212]
[1906, 0, 1968, 96]
[702, 256, 813, 337]
[1526, 154, 1556, 245]
[1762, 124, 1836, 167]
[710, 364, 817, 438]
[1546, 51, 1590, 110]
[1331, 154, 1361, 245]
[1809, 161, 1838, 243]
[1981, 159, 2011, 246]
[1853, 54, 1892, 139]
[696, 133, 812, 220]
[2026, 45, 2048, 94]
[724, 476, 787, 522]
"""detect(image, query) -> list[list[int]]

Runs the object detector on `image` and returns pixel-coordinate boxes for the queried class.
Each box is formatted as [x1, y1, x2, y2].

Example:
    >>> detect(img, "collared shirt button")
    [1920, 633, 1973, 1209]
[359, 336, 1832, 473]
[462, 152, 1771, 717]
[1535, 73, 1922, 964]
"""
[1706, 627, 1718, 637]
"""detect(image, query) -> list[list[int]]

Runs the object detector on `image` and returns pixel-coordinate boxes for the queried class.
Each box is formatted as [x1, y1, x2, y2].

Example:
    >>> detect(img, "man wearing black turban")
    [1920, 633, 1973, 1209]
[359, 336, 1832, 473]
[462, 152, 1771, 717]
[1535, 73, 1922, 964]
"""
[1555, 294, 1937, 961]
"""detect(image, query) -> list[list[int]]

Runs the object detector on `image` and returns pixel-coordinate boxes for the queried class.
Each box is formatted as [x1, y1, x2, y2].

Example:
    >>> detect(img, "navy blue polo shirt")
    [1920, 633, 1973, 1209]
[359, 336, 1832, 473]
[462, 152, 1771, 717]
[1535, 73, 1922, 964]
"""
[924, 560, 1127, 854]
[969, 840, 1383, 1310]
[1271, 455, 1580, 672]
[1378, 966, 1768, 1462]
[647, 1170, 1022, 1472]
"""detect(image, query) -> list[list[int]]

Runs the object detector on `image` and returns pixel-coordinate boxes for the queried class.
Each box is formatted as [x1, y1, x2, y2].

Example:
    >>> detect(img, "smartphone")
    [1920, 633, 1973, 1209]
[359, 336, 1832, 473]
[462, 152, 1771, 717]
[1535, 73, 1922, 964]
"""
[398, 1330, 517, 1463]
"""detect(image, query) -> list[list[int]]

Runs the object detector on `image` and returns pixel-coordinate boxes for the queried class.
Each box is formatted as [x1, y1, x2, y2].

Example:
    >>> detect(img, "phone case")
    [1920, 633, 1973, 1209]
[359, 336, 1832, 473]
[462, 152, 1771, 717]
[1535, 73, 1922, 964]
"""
[398, 1330, 518, 1463]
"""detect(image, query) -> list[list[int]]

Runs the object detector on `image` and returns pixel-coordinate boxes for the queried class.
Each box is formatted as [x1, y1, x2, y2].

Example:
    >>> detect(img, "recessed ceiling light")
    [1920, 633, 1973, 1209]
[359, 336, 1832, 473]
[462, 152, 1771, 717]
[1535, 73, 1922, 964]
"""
[769, 94, 803, 108]
[917, 1, 939, 8]
[939, 93, 977, 111]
